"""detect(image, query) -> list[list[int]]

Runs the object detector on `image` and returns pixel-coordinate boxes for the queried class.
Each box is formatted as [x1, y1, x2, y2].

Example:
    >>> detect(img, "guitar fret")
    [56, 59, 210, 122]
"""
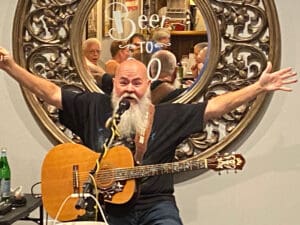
[112, 160, 206, 180]
[95, 153, 245, 187]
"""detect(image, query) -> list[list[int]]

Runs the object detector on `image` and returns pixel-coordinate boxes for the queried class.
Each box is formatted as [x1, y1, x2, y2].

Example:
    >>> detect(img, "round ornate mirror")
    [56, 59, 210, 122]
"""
[12, 0, 281, 161]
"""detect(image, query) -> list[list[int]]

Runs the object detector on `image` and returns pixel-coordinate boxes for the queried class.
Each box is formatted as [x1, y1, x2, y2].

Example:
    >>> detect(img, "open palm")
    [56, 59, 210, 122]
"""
[259, 62, 297, 92]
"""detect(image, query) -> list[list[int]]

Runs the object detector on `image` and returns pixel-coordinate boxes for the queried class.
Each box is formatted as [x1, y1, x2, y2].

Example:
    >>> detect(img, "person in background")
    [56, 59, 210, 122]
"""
[0, 46, 297, 225]
[150, 50, 186, 104]
[151, 28, 171, 53]
[128, 33, 151, 65]
[82, 38, 106, 83]
[191, 42, 208, 78]
[105, 40, 130, 76]
[128, 33, 146, 55]
[83, 38, 113, 95]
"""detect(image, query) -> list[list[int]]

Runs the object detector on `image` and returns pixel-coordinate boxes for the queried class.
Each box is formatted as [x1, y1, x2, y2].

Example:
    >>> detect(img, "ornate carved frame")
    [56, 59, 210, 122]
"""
[12, 0, 280, 161]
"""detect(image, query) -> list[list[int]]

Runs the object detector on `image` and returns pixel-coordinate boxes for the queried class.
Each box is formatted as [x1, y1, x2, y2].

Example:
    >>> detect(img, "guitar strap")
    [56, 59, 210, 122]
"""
[134, 104, 155, 164]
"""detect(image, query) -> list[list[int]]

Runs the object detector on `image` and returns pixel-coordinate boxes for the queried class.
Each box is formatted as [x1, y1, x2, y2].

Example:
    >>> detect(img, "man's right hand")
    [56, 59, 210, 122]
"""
[0, 47, 14, 71]
[0, 46, 63, 109]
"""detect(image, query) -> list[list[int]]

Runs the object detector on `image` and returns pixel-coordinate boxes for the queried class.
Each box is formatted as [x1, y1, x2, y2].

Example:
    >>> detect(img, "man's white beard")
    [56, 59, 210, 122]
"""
[111, 88, 151, 138]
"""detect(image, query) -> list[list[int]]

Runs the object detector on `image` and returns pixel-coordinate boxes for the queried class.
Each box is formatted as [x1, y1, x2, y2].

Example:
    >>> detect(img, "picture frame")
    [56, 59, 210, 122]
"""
[86, 4, 98, 38]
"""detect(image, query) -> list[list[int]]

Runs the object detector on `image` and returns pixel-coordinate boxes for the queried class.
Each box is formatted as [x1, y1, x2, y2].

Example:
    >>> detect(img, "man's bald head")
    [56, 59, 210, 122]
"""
[113, 58, 150, 104]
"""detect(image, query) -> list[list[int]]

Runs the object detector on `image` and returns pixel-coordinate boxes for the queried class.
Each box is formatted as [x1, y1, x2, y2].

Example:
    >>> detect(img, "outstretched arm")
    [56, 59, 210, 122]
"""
[0, 47, 62, 109]
[204, 62, 298, 122]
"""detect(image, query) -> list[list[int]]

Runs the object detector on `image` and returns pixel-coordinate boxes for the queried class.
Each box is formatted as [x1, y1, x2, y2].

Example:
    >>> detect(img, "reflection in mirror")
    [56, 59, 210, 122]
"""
[82, 38, 106, 83]
[13, 0, 281, 163]
[83, 0, 208, 98]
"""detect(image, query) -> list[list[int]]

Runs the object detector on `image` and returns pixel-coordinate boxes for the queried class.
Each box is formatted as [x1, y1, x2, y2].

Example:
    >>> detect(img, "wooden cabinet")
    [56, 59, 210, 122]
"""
[170, 31, 207, 61]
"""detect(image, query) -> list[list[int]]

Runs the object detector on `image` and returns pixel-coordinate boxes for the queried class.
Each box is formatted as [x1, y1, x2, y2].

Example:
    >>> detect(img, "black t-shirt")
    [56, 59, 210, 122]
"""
[151, 80, 187, 103]
[59, 89, 207, 208]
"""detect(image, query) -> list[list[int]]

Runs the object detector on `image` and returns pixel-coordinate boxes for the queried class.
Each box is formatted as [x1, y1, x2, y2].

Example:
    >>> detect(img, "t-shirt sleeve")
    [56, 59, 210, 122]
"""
[180, 102, 207, 135]
[155, 102, 207, 141]
[59, 89, 99, 138]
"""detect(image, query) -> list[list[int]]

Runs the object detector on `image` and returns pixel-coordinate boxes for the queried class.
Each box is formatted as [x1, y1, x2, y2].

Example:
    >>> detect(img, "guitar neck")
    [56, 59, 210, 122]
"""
[113, 159, 207, 180]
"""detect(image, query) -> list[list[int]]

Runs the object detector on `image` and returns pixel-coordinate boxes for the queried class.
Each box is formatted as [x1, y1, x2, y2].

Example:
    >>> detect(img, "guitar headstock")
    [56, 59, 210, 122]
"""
[206, 153, 246, 172]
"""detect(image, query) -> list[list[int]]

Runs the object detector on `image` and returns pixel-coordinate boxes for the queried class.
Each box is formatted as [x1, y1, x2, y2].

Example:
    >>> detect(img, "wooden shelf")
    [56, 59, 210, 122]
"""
[170, 30, 208, 61]
[170, 30, 207, 36]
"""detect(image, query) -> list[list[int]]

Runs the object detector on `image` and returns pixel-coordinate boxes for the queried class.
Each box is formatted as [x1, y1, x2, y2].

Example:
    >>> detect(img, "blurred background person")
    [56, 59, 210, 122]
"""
[128, 33, 151, 65]
[105, 40, 130, 76]
[191, 42, 208, 78]
[83, 38, 113, 95]
[150, 50, 186, 104]
[128, 33, 146, 55]
[82, 38, 106, 83]
[151, 28, 171, 53]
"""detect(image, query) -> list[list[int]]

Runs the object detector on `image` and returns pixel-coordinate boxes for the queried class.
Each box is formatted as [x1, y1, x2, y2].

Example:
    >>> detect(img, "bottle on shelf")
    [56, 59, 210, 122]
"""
[185, 12, 191, 31]
[0, 147, 11, 201]
[177, 62, 184, 88]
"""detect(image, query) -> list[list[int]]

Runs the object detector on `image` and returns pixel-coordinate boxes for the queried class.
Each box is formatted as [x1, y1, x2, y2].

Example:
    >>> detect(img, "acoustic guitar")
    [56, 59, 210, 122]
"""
[41, 143, 245, 221]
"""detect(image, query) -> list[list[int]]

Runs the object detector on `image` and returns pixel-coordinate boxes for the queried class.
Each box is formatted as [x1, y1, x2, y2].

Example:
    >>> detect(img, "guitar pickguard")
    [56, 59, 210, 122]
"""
[98, 180, 126, 201]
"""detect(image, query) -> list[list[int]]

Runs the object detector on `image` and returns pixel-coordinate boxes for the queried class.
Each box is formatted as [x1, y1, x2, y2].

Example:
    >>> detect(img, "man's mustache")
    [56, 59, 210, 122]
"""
[120, 93, 139, 102]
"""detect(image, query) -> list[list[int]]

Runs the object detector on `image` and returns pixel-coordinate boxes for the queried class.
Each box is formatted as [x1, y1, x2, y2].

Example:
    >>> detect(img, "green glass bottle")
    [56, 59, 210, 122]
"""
[0, 148, 11, 201]
[0, 150, 3, 202]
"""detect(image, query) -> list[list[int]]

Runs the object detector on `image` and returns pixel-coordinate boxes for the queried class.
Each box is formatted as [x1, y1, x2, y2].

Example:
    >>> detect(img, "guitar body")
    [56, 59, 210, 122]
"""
[97, 145, 136, 205]
[41, 143, 136, 221]
[41, 143, 245, 221]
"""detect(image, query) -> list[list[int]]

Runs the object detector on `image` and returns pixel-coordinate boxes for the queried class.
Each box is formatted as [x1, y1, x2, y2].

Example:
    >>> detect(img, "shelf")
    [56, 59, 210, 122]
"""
[170, 30, 207, 36]
[170, 30, 208, 61]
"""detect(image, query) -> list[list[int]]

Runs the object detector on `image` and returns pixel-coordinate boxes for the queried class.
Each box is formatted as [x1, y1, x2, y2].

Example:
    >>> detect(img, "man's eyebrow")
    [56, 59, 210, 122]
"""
[117, 76, 143, 83]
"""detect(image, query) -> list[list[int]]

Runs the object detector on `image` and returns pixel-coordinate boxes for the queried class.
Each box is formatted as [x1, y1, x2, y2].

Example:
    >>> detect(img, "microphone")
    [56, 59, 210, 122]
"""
[115, 99, 130, 116]
[103, 99, 130, 148]
[75, 176, 93, 210]
[106, 99, 130, 128]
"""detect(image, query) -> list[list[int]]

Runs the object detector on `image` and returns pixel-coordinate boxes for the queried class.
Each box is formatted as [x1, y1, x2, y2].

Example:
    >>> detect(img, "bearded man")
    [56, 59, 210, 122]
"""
[0, 47, 297, 225]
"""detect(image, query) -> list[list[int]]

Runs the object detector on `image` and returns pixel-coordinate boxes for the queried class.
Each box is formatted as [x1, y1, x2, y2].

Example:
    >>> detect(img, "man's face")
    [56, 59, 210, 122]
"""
[131, 36, 143, 53]
[194, 47, 207, 64]
[158, 36, 170, 49]
[120, 47, 130, 62]
[113, 59, 150, 105]
[85, 43, 101, 65]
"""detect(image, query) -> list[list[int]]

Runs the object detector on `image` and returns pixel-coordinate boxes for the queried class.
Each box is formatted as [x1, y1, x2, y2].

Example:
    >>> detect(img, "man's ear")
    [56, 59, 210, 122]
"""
[171, 68, 177, 83]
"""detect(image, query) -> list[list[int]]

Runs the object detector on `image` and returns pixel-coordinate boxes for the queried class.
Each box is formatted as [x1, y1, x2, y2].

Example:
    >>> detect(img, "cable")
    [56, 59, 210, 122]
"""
[89, 171, 99, 221]
[30, 181, 42, 198]
[53, 193, 109, 225]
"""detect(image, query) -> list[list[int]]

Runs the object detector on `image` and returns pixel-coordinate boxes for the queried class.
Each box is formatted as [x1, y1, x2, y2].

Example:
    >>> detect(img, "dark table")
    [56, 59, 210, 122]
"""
[0, 193, 43, 225]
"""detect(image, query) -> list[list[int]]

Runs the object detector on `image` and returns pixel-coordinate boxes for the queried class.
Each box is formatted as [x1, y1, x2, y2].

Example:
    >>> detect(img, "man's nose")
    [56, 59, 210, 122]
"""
[125, 83, 135, 93]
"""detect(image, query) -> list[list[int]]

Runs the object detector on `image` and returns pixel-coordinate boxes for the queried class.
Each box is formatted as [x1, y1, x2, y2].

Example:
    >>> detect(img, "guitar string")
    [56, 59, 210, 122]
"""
[75, 160, 208, 183]
[73, 156, 241, 184]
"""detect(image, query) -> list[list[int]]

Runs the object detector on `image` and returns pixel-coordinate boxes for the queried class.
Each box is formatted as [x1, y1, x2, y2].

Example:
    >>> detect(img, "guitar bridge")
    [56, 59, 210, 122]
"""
[99, 181, 125, 201]
[72, 165, 80, 194]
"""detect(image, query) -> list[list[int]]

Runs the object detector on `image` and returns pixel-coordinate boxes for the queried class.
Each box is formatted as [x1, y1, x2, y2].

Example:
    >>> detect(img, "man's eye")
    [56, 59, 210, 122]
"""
[119, 80, 128, 86]
[133, 81, 142, 86]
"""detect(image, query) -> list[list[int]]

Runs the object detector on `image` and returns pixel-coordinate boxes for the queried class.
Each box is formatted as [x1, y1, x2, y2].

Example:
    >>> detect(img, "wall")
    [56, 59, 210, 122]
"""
[0, 1, 299, 225]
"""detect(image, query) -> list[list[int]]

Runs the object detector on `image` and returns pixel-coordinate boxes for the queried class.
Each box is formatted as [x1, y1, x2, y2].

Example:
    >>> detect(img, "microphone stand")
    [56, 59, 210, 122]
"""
[75, 99, 130, 211]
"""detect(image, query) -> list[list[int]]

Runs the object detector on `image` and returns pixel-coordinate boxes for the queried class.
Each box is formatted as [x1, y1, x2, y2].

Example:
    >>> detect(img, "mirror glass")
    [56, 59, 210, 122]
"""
[82, 0, 208, 97]
[13, 0, 281, 162]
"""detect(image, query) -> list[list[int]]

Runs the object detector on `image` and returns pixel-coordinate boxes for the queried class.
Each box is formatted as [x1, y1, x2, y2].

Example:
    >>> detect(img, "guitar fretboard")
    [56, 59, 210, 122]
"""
[96, 159, 207, 181]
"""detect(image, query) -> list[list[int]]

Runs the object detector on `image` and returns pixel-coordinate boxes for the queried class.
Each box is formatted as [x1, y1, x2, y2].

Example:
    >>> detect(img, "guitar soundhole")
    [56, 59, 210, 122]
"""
[97, 166, 116, 189]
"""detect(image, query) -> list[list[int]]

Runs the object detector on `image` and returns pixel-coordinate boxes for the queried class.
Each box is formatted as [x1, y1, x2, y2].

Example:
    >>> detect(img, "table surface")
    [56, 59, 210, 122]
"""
[0, 193, 42, 225]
